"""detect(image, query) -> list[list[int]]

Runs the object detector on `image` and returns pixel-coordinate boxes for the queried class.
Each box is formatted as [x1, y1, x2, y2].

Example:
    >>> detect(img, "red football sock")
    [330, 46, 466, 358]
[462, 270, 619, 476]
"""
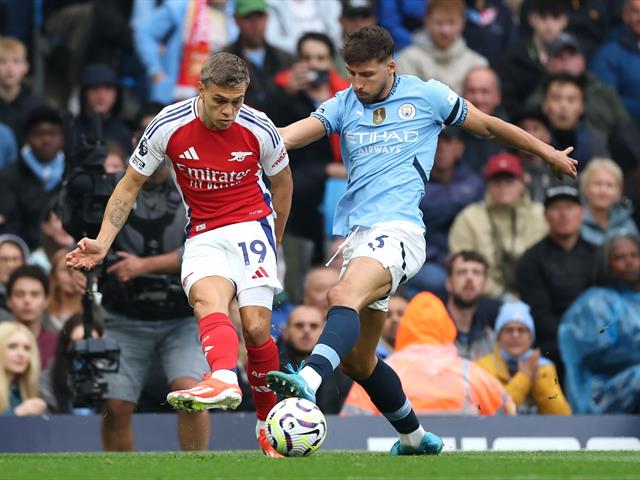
[246, 338, 279, 421]
[199, 312, 238, 371]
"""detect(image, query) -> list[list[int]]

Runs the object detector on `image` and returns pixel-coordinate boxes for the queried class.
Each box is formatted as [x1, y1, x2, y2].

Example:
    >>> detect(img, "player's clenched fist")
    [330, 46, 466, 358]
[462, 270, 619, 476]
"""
[65, 238, 107, 271]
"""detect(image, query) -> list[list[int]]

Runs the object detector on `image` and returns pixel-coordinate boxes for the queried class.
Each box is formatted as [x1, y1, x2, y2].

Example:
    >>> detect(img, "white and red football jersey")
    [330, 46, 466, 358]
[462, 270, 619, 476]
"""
[128, 97, 289, 238]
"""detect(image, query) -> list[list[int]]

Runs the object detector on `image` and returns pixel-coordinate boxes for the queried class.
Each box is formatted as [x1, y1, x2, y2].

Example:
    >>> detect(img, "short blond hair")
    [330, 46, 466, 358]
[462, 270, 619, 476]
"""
[0, 36, 27, 60]
[579, 158, 624, 196]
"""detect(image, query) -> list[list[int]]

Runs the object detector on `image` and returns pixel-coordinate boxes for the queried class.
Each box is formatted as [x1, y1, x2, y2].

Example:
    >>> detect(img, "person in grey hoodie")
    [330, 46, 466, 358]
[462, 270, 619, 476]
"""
[396, 0, 487, 94]
[580, 158, 639, 246]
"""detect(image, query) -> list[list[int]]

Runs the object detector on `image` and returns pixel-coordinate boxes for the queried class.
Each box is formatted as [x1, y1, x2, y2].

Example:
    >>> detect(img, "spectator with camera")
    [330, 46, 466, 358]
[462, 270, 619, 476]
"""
[5, 265, 57, 369]
[0, 322, 46, 417]
[265, 33, 348, 296]
[39, 313, 103, 414]
[96, 162, 210, 451]
[0, 107, 65, 250]
[0, 234, 29, 320]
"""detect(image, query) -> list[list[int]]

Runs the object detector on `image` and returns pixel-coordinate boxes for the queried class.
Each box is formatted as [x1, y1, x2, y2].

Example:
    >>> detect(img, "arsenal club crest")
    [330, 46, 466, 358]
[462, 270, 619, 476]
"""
[373, 107, 386, 125]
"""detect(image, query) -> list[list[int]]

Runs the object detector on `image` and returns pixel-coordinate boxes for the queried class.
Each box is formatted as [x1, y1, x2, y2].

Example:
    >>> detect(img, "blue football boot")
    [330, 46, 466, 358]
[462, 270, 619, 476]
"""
[265, 362, 316, 403]
[390, 432, 444, 456]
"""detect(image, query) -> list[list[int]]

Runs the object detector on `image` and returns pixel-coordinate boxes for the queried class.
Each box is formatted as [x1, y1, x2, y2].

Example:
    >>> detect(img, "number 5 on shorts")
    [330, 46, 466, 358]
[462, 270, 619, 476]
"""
[238, 240, 267, 265]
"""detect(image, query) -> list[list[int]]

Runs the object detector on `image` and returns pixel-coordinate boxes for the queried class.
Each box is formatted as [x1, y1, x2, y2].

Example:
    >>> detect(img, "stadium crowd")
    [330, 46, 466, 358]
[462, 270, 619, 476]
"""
[0, 0, 640, 449]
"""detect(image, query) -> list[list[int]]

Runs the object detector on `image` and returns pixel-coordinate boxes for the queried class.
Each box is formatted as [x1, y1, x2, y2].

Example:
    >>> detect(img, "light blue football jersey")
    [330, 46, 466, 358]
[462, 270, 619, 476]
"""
[311, 75, 468, 236]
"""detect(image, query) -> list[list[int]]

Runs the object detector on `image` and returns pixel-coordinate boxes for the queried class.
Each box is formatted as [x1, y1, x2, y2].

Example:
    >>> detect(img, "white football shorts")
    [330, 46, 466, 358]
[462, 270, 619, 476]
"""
[181, 216, 283, 306]
[340, 220, 426, 311]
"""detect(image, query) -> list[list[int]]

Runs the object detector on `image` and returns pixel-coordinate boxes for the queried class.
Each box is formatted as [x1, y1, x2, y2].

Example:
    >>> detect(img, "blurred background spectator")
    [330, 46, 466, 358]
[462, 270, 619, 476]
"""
[408, 127, 484, 298]
[0, 107, 65, 250]
[477, 301, 572, 414]
[0, 234, 29, 320]
[5, 265, 57, 369]
[449, 154, 547, 299]
[579, 158, 639, 246]
[277, 304, 352, 413]
[541, 74, 608, 171]
[590, 0, 640, 119]
[459, 66, 507, 175]
[0, 36, 47, 144]
[559, 234, 640, 414]
[266, 0, 342, 55]
[45, 249, 86, 332]
[445, 251, 499, 360]
[524, 32, 629, 138]
[28, 200, 74, 274]
[516, 186, 596, 382]
[74, 64, 132, 156]
[265, 32, 348, 298]
[397, 0, 488, 94]
[498, 0, 569, 116]
[342, 292, 515, 416]
[0, 322, 45, 417]
[222, 0, 294, 110]
[375, 292, 409, 360]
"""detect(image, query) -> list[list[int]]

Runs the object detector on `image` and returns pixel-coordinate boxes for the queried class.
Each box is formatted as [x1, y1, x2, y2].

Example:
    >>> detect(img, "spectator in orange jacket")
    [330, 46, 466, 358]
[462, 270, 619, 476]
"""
[341, 292, 515, 416]
[476, 301, 571, 415]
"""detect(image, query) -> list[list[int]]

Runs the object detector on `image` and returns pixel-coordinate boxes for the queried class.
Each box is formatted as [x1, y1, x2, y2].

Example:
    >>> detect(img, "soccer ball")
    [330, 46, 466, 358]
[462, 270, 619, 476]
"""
[265, 398, 327, 457]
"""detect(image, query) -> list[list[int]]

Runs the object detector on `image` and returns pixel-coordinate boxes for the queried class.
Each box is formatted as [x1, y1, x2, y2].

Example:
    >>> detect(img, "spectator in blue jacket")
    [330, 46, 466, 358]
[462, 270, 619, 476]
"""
[590, 0, 640, 118]
[559, 234, 640, 414]
[406, 127, 484, 299]
[464, 0, 517, 68]
[0, 122, 17, 170]
[376, 0, 427, 51]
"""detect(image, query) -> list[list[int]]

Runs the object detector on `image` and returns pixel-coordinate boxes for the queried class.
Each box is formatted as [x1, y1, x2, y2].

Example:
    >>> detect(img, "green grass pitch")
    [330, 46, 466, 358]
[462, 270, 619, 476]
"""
[1, 451, 639, 480]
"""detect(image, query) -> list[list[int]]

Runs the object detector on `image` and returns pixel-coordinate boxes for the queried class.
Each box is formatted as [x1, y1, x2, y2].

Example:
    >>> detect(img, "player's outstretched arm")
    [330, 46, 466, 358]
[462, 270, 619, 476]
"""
[461, 102, 578, 179]
[268, 165, 293, 247]
[277, 117, 326, 151]
[65, 166, 148, 271]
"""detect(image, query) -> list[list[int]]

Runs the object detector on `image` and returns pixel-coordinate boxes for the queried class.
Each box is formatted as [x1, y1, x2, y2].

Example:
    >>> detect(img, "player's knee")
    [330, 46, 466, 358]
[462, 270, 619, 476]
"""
[192, 299, 225, 321]
[242, 319, 270, 346]
[339, 356, 376, 380]
[327, 284, 355, 307]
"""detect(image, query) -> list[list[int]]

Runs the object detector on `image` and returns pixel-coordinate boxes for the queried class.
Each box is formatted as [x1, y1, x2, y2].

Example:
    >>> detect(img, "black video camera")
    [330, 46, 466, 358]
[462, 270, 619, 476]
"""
[68, 337, 120, 408]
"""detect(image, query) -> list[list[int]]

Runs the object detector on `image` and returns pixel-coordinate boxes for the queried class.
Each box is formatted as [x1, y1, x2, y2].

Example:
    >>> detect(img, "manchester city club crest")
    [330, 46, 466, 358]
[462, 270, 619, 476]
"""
[373, 107, 386, 125]
[398, 103, 416, 120]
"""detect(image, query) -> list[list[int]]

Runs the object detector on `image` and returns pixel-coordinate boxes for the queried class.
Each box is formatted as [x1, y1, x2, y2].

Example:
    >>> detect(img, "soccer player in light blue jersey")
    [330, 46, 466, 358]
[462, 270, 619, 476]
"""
[266, 26, 577, 455]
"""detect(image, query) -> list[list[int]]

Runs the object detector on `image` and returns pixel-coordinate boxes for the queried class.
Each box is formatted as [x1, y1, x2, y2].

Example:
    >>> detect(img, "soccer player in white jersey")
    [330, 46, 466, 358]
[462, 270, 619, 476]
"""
[66, 53, 293, 457]
[266, 26, 577, 455]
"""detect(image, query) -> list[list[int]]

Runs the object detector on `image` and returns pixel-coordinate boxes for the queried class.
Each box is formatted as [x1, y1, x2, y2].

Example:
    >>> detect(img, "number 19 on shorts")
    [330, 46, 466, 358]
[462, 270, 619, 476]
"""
[238, 240, 267, 265]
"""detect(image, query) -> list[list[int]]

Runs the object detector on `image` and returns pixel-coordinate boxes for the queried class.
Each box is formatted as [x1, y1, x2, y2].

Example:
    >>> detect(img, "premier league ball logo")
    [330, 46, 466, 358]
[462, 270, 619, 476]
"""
[138, 138, 149, 157]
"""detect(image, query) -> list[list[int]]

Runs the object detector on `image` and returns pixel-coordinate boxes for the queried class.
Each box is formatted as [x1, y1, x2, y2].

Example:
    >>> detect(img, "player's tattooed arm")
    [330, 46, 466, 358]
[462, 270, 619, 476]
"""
[95, 166, 148, 251]
[108, 198, 132, 228]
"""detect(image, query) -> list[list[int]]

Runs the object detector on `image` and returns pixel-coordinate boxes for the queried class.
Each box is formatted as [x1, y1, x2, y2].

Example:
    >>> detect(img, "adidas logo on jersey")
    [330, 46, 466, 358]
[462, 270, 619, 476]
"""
[251, 267, 269, 279]
[228, 151, 253, 162]
[179, 146, 199, 160]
